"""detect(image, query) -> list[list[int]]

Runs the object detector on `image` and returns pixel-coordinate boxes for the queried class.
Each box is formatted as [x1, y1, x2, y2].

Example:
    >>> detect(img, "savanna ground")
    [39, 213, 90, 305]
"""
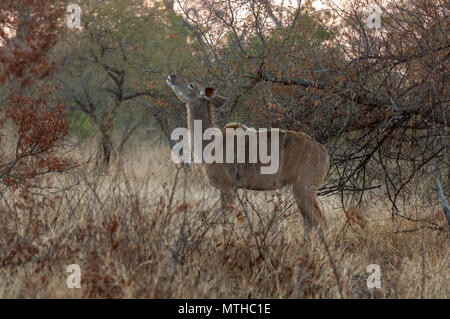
[0, 136, 448, 299]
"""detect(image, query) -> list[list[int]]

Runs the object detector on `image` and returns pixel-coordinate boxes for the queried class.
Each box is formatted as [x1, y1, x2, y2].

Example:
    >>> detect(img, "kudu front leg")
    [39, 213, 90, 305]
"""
[219, 188, 236, 249]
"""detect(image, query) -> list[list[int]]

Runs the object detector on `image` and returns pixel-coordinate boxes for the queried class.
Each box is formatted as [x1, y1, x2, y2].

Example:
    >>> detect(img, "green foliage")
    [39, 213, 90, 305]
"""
[314, 27, 331, 42]
[56, 0, 196, 143]
[68, 110, 97, 140]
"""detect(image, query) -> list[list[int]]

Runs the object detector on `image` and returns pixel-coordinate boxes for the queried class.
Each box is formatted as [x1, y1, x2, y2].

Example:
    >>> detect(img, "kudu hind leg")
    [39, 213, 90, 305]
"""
[292, 183, 325, 244]
[295, 197, 313, 244]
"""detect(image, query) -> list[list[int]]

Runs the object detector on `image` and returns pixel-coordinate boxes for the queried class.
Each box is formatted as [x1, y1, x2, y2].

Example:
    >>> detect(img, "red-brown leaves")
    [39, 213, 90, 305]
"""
[6, 94, 68, 152]
[0, 0, 65, 87]
[344, 205, 367, 230]
[0, 1, 70, 191]
[0, 94, 69, 186]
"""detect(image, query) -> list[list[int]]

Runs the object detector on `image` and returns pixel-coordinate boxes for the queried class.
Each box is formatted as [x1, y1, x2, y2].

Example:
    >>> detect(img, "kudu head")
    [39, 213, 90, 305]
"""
[166, 74, 227, 112]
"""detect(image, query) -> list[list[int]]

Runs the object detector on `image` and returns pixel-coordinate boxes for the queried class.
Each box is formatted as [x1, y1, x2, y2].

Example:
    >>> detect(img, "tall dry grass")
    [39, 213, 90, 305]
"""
[0, 138, 448, 298]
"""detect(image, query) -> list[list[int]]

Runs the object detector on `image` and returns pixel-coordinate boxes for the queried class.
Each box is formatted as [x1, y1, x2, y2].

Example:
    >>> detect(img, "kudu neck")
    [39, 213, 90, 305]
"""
[186, 101, 215, 133]
[186, 101, 215, 163]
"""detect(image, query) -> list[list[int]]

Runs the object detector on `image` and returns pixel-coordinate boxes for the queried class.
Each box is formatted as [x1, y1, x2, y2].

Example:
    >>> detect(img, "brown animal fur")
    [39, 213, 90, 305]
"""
[166, 74, 330, 236]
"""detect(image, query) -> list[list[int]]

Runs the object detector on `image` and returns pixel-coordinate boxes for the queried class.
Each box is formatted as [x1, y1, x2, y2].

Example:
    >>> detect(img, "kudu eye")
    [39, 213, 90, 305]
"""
[189, 83, 196, 89]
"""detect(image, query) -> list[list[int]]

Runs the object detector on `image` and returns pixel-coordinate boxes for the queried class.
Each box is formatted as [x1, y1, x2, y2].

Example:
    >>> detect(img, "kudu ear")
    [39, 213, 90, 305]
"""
[201, 87, 227, 108]
[204, 87, 215, 97]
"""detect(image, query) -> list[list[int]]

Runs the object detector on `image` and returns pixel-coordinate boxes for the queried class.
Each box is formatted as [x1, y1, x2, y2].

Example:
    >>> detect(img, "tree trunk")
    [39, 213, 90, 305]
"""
[99, 117, 114, 167]
[101, 131, 112, 166]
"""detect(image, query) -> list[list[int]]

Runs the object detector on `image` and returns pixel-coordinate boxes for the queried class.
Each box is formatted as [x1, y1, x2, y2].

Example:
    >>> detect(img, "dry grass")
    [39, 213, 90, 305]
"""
[0, 139, 448, 299]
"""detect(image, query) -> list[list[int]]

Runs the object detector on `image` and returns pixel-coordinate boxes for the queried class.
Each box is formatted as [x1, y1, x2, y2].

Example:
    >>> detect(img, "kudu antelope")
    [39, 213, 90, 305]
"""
[166, 74, 330, 238]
